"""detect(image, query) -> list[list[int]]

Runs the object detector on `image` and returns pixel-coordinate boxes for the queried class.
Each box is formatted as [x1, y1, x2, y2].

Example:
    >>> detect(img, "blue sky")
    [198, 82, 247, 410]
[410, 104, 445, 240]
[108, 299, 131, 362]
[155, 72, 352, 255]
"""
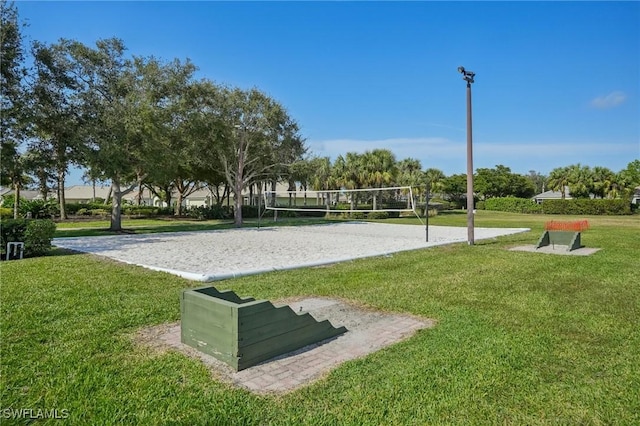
[16, 1, 640, 185]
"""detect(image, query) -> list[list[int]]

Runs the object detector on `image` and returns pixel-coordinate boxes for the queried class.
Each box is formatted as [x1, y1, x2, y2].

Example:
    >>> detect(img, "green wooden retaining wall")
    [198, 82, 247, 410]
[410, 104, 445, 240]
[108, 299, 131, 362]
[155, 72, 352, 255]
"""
[181, 286, 347, 371]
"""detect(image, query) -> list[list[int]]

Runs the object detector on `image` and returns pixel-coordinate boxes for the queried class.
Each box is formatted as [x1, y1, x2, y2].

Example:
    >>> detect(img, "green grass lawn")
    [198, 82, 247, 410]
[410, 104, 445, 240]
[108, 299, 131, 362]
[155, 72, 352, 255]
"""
[2, 212, 639, 424]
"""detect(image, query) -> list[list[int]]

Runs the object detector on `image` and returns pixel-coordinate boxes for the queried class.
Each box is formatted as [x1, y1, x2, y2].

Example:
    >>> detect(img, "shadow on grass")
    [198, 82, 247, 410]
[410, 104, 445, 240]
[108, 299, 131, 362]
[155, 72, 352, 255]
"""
[45, 247, 86, 257]
[436, 210, 468, 216]
[55, 222, 236, 238]
[0, 247, 84, 262]
[54, 218, 337, 238]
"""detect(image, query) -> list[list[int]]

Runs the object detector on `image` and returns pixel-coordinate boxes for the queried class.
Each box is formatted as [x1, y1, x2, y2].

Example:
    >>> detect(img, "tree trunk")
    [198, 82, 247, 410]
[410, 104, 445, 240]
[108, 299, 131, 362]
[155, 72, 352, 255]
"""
[233, 180, 243, 227]
[38, 169, 48, 200]
[110, 178, 146, 231]
[271, 181, 277, 206]
[13, 183, 20, 219]
[175, 193, 184, 216]
[163, 189, 172, 209]
[110, 180, 123, 232]
[137, 182, 143, 206]
[303, 184, 308, 206]
[234, 146, 244, 227]
[58, 171, 67, 220]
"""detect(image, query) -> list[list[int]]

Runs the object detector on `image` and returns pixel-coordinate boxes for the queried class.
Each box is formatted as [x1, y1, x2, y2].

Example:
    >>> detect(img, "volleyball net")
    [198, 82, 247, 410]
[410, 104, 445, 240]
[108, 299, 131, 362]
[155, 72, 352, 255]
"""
[262, 186, 423, 221]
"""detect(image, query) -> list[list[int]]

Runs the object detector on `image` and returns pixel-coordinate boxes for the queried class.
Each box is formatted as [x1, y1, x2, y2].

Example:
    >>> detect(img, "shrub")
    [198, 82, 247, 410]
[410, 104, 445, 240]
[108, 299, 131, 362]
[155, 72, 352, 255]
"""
[542, 199, 631, 215]
[0, 219, 56, 257]
[483, 197, 543, 214]
[273, 210, 298, 218]
[0, 219, 28, 256]
[21, 199, 59, 218]
[86, 201, 112, 210]
[0, 195, 25, 209]
[367, 211, 389, 220]
[347, 212, 366, 220]
[65, 203, 83, 215]
[0, 207, 13, 220]
[122, 206, 161, 217]
[292, 206, 329, 218]
[66, 202, 111, 215]
[156, 207, 173, 216]
[187, 205, 233, 220]
[24, 220, 57, 256]
[241, 205, 260, 218]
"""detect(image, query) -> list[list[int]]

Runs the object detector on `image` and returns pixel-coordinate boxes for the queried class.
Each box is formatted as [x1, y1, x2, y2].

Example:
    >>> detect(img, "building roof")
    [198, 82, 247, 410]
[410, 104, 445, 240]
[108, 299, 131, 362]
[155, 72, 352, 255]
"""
[0, 189, 46, 200]
[64, 185, 111, 200]
[532, 186, 571, 200]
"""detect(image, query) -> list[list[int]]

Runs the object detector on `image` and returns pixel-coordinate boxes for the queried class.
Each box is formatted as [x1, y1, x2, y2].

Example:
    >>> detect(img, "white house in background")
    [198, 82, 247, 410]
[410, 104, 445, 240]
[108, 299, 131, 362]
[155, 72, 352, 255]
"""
[0, 187, 11, 198]
[64, 185, 157, 205]
[0, 187, 46, 202]
[64, 185, 110, 203]
[533, 185, 640, 205]
[182, 188, 213, 208]
[632, 186, 640, 205]
[532, 186, 571, 204]
[3, 182, 345, 209]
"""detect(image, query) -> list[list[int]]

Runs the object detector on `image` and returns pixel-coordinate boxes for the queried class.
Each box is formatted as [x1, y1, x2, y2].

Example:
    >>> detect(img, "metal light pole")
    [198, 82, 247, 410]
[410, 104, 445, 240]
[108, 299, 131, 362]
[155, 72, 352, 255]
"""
[425, 181, 430, 242]
[458, 66, 475, 245]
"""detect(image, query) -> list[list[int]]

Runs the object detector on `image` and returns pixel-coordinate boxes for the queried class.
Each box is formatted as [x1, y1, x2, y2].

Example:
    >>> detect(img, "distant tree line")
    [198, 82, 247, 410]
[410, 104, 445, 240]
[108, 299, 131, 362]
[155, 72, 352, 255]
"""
[2, 1, 639, 229]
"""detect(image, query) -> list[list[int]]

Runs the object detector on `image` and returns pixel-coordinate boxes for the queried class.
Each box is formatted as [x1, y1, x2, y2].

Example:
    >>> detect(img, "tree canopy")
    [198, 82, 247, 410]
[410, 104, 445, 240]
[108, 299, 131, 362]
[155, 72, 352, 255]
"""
[2, 1, 638, 227]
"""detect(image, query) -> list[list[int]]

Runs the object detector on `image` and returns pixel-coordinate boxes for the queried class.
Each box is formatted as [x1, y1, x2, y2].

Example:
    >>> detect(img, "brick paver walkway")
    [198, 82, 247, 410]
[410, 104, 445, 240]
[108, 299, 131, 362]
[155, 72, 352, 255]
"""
[138, 297, 434, 394]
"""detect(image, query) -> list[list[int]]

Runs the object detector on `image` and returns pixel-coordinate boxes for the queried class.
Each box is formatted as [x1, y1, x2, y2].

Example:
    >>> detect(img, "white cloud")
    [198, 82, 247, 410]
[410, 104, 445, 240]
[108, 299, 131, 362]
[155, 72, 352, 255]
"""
[308, 137, 463, 162]
[590, 91, 628, 109]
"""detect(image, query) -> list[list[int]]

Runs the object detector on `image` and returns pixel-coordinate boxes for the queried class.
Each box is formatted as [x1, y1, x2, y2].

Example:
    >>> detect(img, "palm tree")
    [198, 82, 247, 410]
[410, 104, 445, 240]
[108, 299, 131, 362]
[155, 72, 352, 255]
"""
[591, 166, 616, 199]
[567, 164, 593, 198]
[309, 156, 335, 206]
[424, 168, 446, 195]
[546, 166, 571, 199]
[333, 153, 365, 209]
[362, 149, 397, 209]
[424, 168, 446, 211]
[618, 160, 640, 202]
[362, 149, 397, 187]
[397, 158, 423, 208]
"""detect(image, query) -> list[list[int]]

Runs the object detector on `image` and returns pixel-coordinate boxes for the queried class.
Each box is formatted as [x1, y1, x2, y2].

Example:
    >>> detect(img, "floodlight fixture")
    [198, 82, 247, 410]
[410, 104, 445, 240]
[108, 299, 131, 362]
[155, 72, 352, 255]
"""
[458, 65, 475, 84]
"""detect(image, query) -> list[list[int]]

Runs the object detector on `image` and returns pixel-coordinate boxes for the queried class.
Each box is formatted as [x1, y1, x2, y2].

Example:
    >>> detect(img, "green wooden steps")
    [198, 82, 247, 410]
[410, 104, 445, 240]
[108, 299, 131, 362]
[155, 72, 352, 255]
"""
[180, 286, 347, 371]
[536, 230, 583, 251]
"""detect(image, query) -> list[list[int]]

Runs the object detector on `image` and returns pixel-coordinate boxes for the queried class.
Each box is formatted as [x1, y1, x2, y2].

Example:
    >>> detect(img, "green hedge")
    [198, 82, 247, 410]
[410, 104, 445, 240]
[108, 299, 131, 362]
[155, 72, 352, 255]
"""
[122, 206, 161, 216]
[480, 197, 543, 214]
[187, 205, 233, 220]
[0, 219, 56, 258]
[542, 199, 631, 215]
